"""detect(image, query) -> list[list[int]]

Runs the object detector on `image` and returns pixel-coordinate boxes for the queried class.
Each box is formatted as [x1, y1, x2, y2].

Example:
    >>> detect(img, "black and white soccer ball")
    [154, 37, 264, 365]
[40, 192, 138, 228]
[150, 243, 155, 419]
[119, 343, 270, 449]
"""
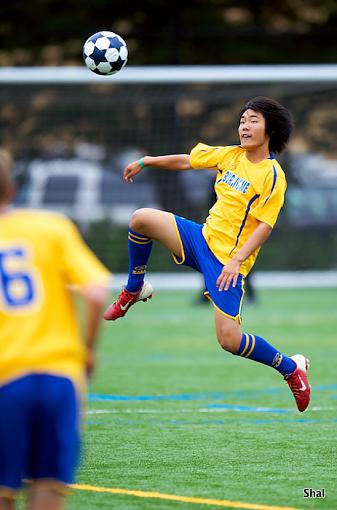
[83, 31, 128, 75]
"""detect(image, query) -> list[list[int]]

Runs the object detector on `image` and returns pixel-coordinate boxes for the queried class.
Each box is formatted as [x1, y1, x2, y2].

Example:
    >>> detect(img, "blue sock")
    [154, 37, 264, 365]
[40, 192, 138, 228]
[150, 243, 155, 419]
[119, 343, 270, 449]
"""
[125, 228, 153, 292]
[236, 333, 296, 376]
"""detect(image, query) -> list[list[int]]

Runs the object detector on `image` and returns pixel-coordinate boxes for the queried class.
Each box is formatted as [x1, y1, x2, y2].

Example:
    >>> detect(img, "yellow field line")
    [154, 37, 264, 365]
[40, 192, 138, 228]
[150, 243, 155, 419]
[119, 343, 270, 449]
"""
[71, 483, 300, 510]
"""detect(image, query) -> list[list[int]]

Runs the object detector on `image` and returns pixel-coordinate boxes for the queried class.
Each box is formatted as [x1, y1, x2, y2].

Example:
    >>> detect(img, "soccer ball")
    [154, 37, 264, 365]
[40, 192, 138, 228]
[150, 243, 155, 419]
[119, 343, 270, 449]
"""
[83, 31, 128, 76]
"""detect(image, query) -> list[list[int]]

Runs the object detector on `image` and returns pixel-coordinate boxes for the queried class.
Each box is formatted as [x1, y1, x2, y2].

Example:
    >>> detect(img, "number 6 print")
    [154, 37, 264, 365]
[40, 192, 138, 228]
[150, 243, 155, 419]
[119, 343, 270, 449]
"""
[0, 247, 41, 311]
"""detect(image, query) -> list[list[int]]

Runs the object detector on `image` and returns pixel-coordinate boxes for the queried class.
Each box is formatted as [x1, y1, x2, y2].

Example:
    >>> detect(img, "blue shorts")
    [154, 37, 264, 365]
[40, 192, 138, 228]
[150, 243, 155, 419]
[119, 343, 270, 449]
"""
[0, 374, 80, 496]
[172, 215, 245, 321]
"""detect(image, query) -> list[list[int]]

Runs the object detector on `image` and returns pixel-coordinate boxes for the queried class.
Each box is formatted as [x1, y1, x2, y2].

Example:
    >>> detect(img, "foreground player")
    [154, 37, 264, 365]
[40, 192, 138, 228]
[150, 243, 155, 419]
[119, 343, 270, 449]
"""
[0, 151, 111, 510]
[104, 96, 310, 412]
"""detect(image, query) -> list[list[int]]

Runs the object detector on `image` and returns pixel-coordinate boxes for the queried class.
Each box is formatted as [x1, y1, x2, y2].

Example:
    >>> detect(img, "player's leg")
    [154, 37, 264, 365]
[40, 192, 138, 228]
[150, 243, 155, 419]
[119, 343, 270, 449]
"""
[215, 307, 297, 371]
[27, 485, 65, 510]
[26, 375, 79, 510]
[214, 310, 310, 411]
[215, 308, 297, 370]
[126, 208, 181, 290]
[213, 310, 242, 353]
[104, 208, 181, 320]
[0, 498, 15, 510]
[0, 376, 33, 510]
[129, 208, 181, 253]
[200, 250, 310, 412]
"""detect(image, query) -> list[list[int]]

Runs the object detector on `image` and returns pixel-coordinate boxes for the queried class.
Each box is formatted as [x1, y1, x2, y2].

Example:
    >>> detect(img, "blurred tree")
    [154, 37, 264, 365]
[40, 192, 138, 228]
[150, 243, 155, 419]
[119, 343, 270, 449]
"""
[0, 0, 336, 65]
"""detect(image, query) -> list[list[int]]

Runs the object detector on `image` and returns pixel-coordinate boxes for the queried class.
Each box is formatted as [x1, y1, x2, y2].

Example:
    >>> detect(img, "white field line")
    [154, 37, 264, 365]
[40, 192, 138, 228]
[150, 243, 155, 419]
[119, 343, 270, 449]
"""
[85, 406, 332, 415]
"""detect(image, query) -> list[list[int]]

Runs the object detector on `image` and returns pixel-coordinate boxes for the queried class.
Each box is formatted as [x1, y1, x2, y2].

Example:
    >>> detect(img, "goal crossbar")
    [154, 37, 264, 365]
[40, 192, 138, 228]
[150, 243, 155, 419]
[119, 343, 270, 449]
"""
[0, 65, 337, 84]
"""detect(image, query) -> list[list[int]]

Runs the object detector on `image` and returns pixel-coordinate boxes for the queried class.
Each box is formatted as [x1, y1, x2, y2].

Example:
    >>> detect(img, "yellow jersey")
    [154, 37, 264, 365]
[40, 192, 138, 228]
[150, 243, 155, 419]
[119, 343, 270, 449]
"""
[0, 209, 111, 389]
[190, 143, 287, 276]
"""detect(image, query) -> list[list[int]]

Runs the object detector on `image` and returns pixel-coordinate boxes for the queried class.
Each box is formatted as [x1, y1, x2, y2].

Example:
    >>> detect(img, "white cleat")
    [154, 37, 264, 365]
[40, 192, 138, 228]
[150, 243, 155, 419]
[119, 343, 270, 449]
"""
[136, 281, 154, 302]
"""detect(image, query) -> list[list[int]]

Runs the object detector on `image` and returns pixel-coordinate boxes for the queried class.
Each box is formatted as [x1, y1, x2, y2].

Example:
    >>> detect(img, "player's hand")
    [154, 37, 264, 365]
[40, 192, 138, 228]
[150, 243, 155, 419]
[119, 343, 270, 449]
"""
[216, 259, 241, 291]
[123, 160, 144, 183]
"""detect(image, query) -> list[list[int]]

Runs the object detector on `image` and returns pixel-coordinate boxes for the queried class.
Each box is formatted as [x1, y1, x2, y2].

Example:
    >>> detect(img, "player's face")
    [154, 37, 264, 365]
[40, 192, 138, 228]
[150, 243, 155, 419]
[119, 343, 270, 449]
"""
[238, 109, 269, 151]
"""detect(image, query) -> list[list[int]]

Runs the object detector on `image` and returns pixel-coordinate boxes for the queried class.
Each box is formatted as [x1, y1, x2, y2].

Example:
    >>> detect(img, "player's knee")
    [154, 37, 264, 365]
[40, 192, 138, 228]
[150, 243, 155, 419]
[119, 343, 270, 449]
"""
[130, 208, 152, 233]
[216, 329, 241, 354]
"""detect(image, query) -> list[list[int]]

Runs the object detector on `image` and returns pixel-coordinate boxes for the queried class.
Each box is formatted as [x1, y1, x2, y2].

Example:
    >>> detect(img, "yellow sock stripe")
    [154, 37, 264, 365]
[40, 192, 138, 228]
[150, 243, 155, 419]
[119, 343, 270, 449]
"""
[71, 483, 299, 510]
[128, 236, 152, 245]
[245, 334, 256, 358]
[239, 333, 250, 357]
[128, 232, 151, 241]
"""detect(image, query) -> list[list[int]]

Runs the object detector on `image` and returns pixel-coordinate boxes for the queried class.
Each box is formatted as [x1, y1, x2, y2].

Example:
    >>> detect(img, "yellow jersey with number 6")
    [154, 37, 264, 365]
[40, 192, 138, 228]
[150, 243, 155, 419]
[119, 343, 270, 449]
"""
[0, 209, 111, 388]
[190, 143, 287, 276]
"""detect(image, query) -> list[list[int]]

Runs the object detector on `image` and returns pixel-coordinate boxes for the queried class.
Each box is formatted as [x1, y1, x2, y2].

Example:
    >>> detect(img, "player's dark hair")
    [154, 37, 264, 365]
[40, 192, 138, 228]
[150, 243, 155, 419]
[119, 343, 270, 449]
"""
[239, 96, 293, 153]
[0, 150, 13, 202]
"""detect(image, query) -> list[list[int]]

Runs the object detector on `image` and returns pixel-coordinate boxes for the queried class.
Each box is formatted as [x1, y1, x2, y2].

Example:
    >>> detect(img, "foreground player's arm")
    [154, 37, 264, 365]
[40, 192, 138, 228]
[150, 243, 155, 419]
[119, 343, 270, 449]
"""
[83, 285, 109, 377]
[57, 214, 111, 377]
[124, 155, 191, 182]
[217, 221, 272, 292]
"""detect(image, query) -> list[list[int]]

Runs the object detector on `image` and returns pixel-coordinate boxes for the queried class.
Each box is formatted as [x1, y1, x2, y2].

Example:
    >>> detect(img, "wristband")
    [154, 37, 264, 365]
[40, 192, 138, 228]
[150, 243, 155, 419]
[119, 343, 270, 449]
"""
[138, 158, 145, 169]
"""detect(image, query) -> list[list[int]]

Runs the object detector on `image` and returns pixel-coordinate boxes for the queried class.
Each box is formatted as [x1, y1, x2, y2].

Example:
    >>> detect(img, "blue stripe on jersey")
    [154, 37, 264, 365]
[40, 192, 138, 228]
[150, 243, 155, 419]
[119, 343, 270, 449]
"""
[230, 194, 259, 255]
[263, 166, 277, 206]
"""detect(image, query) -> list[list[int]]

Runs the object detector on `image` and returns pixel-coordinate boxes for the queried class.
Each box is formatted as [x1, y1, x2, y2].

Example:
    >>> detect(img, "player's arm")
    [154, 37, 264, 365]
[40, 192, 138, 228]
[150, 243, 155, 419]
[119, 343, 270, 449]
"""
[124, 155, 191, 183]
[57, 215, 111, 377]
[216, 221, 272, 292]
[83, 285, 110, 377]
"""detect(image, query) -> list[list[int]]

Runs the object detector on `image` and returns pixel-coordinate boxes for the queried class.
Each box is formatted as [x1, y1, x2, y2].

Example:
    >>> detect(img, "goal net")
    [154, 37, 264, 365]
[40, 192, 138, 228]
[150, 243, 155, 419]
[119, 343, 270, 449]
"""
[1, 65, 336, 273]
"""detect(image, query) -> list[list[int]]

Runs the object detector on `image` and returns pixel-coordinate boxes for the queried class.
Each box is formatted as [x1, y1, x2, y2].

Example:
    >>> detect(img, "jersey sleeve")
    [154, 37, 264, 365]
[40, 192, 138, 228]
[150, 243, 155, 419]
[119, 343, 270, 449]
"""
[250, 167, 287, 228]
[190, 142, 223, 170]
[56, 216, 111, 288]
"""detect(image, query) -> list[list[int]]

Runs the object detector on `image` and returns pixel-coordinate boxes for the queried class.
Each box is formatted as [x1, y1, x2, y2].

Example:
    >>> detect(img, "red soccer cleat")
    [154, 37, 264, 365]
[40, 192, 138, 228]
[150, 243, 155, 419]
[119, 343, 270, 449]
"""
[284, 354, 311, 412]
[104, 281, 153, 321]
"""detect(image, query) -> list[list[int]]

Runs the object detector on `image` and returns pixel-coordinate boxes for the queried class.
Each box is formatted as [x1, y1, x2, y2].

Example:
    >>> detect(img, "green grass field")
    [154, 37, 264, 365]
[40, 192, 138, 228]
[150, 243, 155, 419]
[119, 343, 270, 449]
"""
[69, 287, 336, 510]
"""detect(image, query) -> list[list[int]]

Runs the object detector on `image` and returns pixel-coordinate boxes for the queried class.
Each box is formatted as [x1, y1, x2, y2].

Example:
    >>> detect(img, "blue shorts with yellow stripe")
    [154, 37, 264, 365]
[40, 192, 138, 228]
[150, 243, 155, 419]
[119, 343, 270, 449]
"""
[172, 215, 245, 321]
[0, 374, 80, 497]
